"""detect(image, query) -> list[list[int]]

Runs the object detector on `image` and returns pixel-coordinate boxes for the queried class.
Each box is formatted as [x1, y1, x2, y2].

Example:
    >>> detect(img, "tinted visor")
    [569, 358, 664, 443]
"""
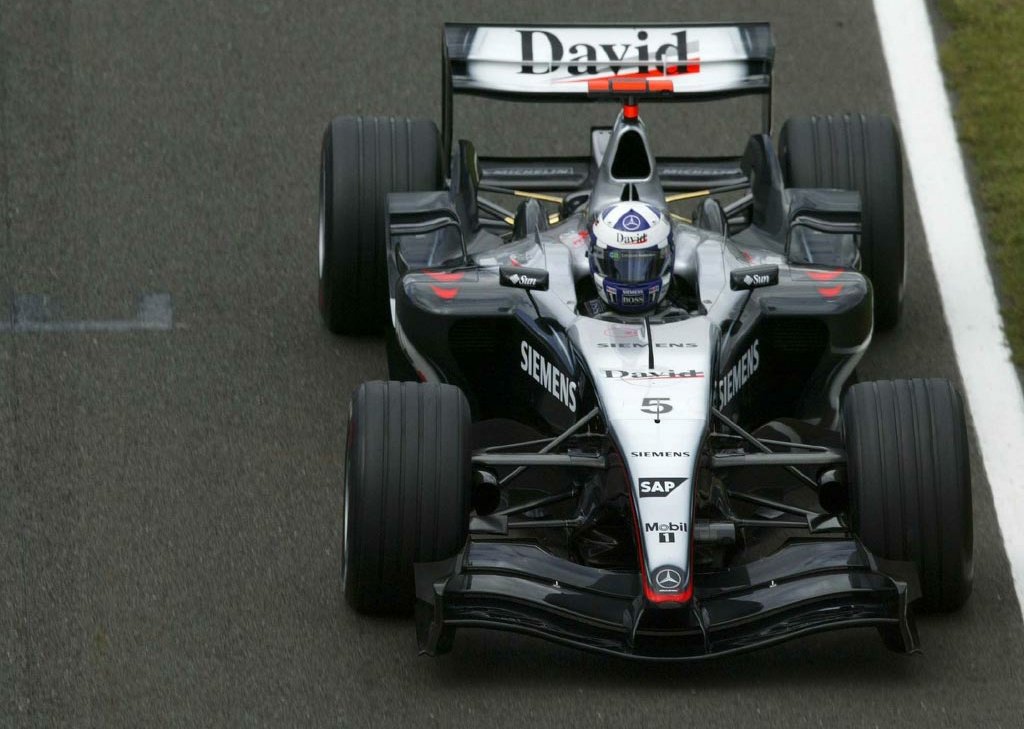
[592, 246, 671, 283]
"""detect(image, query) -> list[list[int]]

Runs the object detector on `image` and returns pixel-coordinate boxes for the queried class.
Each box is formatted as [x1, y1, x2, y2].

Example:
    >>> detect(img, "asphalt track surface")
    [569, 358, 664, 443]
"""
[2, 1, 1023, 727]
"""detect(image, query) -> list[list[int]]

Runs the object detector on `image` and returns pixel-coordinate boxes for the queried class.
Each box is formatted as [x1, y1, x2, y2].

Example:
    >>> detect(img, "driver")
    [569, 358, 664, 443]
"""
[588, 201, 675, 314]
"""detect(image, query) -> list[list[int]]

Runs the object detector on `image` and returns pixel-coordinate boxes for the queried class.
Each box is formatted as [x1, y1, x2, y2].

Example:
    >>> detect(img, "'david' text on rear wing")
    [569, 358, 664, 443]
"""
[442, 23, 775, 160]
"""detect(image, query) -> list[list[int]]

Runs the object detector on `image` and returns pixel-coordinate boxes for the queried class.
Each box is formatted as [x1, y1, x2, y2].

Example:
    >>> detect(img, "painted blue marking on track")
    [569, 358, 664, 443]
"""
[0, 293, 174, 333]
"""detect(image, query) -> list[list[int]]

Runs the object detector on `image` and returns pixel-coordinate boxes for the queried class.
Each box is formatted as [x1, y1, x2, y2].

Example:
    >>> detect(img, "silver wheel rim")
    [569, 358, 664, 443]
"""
[318, 156, 326, 279]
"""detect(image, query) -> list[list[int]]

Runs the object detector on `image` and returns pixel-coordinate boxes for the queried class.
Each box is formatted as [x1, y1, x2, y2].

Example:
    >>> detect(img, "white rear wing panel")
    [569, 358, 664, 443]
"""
[443, 23, 774, 99]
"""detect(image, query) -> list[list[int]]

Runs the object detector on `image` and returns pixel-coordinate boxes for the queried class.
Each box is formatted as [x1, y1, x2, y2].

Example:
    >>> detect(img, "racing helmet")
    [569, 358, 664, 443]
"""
[589, 202, 674, 313]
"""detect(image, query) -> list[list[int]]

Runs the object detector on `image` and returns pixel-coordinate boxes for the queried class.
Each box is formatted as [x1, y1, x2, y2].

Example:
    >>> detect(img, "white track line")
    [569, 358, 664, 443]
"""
[875, 0, 1024, 612]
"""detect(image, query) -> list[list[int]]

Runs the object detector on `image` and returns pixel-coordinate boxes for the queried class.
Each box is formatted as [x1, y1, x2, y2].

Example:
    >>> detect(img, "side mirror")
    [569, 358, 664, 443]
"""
[730, 264, 779, 291]
[499, 266, 549, 292]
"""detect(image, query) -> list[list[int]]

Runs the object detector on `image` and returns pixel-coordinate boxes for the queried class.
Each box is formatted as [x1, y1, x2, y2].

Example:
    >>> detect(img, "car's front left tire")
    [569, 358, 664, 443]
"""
[343, 380, 471, 615]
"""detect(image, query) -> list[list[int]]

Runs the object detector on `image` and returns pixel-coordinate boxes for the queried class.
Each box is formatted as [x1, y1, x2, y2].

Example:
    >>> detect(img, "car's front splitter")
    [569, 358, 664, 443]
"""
[414, 538, 919, 660]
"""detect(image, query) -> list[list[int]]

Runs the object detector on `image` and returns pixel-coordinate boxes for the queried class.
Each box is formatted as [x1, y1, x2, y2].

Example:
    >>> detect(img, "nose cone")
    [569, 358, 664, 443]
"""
[570, 315, 713, 602]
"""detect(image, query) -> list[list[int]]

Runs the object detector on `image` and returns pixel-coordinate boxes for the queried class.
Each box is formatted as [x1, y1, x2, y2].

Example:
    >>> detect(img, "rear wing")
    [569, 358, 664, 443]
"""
[442, 23, 775, 160]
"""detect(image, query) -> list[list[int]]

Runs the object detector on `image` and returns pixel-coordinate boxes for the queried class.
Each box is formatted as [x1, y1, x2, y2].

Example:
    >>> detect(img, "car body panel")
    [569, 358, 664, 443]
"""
[358, 21, 917, 660]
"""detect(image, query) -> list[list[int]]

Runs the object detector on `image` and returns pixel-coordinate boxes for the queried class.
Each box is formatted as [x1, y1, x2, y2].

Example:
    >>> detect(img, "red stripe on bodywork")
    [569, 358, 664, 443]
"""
[566, 63, 701, 86]
[806, 270, 843, 282]
[817, 285, 844, 298]
[425, 271, 465, 283]
[643, 575, 694, 604]
[430, 286, 459, 300]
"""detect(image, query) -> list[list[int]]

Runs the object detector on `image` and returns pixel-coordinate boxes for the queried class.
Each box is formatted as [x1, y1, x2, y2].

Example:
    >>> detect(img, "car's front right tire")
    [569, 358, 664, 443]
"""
[842, 378, 973, 612]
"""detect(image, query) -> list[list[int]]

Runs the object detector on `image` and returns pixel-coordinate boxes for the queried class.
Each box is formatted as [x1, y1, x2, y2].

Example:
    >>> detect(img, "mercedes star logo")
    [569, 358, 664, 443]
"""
[622, 213, 642, 231]
[654, 567, 682, 590]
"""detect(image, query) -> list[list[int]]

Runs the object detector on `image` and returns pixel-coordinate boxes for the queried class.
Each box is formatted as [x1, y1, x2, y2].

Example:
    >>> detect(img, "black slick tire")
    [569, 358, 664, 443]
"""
[842, 379, 973, 612]
[779, 114, 905, 330]
[318, 116, 442, 335]
[343, 381, 471, 615]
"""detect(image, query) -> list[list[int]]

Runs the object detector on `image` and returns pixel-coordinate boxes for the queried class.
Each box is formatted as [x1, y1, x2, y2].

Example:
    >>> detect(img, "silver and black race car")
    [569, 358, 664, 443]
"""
[319, 23, 973, 660]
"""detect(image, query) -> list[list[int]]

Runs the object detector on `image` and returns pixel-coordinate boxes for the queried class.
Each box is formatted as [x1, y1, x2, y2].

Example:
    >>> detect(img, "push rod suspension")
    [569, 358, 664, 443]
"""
[711, 451, 844, 469]
[726, 490, 821, 519]
[493, 490, 577, 518]
[472, 453, 606, 469]
[496, 407, 600, 486]
[710, 408, 820, 490]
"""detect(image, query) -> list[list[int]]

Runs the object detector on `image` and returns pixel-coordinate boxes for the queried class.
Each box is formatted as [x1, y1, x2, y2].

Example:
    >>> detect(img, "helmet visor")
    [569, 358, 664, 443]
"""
[592, 245, 672, 284]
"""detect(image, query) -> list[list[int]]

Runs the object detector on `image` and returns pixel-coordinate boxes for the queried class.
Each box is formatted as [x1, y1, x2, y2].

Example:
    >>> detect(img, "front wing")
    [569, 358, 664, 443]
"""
[415, 539, 919, 660]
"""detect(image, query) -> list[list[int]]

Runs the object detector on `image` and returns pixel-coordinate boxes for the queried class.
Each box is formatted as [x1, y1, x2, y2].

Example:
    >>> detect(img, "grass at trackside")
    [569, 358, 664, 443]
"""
[938, 0, 1024, 365]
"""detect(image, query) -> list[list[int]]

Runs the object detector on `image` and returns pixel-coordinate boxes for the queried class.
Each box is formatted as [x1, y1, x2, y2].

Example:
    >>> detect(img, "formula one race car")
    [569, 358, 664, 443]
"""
[320, 23, 973, 660]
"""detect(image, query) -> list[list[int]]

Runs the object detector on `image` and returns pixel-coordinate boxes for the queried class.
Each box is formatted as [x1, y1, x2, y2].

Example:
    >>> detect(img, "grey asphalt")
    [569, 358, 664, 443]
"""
[2, 1, 1022, 727]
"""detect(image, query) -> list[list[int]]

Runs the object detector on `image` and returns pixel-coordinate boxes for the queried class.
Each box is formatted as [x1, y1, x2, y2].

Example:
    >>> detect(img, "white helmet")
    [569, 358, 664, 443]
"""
[589, 202, 674, 313]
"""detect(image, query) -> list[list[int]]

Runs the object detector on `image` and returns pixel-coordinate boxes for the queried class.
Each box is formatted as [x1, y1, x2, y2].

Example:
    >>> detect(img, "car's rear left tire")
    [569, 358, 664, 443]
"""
[842, 379, 973, 612]
[779, 114, 906, 330]
[343, 380, 471, 615]
[319, 116, 442, 335]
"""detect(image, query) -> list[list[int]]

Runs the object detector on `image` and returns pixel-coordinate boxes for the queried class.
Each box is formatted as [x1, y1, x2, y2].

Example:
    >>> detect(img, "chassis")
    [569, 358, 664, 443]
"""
[323, 23, 973, 660]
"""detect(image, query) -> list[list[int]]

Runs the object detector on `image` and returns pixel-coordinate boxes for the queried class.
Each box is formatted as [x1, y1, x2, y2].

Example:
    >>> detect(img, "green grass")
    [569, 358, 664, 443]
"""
[939, 0, 1024, 365]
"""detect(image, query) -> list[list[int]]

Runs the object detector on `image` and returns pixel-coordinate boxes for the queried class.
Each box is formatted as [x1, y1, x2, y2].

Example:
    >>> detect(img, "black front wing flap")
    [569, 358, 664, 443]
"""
[415, 539, 919, 660]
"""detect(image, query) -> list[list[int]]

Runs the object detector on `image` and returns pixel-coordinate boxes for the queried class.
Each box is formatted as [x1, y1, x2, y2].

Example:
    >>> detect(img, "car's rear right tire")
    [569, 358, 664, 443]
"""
[842, 379, 973, 612]
[779, 114, 906, 330]
[319, 116, 442, 335]
[343, 380, 471, 615]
